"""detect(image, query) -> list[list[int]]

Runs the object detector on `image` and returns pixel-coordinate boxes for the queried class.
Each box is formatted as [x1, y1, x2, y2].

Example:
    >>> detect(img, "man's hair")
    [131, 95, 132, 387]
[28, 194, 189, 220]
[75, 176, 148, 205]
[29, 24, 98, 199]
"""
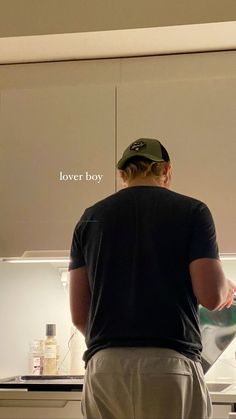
[119, 157, 168, 182]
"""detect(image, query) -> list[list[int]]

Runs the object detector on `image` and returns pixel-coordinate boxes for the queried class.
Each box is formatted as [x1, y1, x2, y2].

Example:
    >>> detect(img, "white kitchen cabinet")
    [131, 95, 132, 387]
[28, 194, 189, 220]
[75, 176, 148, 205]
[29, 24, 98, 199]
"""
[1, 52, 236, 257]
[0, 84, 115, 257]
[0, 391, 83, 419]
[116, 78, 236, 253]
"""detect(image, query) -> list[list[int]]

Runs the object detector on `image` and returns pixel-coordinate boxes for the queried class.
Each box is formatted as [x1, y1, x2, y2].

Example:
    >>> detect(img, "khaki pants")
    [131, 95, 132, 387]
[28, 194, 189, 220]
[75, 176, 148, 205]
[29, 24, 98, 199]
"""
[82, 347, 212, 419]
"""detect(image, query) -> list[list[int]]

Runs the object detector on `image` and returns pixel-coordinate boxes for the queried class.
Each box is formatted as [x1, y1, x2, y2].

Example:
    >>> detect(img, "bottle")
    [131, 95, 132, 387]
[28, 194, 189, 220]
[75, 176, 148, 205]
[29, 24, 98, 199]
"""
[43, 324, 58, 375]
[29, 339, 44, 375]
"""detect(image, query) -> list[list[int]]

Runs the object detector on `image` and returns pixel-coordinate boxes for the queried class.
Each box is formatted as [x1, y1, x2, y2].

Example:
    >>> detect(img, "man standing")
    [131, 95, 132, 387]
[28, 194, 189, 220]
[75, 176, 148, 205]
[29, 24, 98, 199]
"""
[69, 138, 236, 419]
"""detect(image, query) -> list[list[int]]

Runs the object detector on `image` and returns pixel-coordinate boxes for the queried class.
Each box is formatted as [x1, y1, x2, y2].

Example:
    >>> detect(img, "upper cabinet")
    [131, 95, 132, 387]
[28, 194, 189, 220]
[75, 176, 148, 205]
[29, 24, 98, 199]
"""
[0, 84, 115, 256]
[1, 52, 236, 256]
[116, 78, 236, 253]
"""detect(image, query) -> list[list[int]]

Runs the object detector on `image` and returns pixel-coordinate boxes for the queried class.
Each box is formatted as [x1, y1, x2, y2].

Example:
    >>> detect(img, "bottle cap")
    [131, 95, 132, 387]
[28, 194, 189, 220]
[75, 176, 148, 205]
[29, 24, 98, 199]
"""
[46, 324, 56, 337]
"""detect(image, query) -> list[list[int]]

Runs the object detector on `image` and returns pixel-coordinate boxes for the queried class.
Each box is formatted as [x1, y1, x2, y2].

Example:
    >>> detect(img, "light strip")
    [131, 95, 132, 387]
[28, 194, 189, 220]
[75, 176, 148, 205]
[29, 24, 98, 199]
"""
[0, 258, 70, 263]
[219, 254, 236, 261]
[1, 254, 236, 263]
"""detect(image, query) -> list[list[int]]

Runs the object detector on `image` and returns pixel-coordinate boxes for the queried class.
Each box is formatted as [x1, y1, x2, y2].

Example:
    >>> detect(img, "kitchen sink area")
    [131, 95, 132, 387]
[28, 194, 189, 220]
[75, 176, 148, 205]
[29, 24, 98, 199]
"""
[0, 375, 84, 392]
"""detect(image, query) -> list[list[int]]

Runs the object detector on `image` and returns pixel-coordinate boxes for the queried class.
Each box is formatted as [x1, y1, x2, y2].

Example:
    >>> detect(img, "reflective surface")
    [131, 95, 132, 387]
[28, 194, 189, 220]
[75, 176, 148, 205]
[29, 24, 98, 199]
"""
[0, 375, 84, 391]
[0, 375, 84, 384]
[200, 299, 236, 374]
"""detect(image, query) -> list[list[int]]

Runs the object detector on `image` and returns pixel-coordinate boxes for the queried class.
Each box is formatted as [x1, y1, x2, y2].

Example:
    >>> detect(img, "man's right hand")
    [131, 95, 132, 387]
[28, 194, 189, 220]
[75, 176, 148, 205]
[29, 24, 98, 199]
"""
[217, 279, 236, 310]
[190, 258, 236, 311]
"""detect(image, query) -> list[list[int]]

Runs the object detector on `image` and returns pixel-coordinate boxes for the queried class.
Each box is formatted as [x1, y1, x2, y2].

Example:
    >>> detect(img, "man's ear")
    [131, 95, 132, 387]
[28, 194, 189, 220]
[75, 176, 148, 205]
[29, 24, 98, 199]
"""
[163, 162, 172, 188]
[163, 162, 171, 175]
[118, 169, 128, 186]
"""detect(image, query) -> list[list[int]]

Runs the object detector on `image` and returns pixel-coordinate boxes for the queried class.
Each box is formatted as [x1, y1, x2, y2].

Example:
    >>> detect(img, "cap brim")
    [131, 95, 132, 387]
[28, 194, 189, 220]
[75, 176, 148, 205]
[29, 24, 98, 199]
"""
[116, 153, 165, 170]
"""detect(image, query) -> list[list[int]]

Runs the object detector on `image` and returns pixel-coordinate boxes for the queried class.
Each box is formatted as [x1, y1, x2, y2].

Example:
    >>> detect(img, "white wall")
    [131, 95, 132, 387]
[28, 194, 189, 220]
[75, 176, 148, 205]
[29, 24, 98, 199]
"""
[0, 262, 86, 378]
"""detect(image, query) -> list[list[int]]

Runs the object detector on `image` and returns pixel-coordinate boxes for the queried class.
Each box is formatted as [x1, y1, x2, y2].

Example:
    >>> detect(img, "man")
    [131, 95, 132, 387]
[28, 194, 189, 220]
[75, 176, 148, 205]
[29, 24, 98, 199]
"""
[69, 138, 236, 419]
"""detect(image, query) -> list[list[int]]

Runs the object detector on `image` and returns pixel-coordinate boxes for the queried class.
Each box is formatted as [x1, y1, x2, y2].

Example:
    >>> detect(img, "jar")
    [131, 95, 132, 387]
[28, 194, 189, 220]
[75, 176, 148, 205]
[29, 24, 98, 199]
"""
[29, 339, 44, 375]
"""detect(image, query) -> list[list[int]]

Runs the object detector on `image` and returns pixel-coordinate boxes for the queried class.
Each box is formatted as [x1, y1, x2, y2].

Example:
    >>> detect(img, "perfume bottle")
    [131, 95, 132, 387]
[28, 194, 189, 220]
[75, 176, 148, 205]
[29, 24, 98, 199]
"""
[43, 324, 58, 375]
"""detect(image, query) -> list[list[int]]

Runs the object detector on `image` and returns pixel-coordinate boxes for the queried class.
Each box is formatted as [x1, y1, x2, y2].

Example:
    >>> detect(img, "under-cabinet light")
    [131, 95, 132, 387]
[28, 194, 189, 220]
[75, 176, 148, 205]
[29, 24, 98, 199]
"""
[219, 254, 236, 261]
[1, 253, 236, 263]
[0, 250, 70, 264]
[0, 257, 69, 263]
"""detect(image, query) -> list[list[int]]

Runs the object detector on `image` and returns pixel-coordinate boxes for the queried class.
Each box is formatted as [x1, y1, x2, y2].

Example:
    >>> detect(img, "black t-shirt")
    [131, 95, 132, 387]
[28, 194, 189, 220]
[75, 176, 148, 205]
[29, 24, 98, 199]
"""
[69, 186, 219, 365]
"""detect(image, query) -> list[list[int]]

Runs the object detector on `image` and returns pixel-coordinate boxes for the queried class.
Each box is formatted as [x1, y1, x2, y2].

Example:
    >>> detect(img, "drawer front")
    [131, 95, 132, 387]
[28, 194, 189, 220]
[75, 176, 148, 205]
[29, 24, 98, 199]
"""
[0, 400, 83, 419]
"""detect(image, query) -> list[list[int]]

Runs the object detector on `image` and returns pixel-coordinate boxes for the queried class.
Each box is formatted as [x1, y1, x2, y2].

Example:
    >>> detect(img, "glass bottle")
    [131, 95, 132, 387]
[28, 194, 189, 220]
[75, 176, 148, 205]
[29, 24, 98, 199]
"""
[43, 324, 58, 375]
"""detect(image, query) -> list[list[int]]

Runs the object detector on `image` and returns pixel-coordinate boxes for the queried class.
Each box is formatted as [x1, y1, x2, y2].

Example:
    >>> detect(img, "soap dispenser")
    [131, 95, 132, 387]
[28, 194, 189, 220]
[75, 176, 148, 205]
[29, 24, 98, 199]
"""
[43, 324, 58, 375]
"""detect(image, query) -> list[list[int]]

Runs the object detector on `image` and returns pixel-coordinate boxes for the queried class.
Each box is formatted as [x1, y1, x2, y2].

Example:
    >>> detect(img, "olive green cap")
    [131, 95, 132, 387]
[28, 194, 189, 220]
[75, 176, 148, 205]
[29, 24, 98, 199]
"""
[117, 138, 170, 170]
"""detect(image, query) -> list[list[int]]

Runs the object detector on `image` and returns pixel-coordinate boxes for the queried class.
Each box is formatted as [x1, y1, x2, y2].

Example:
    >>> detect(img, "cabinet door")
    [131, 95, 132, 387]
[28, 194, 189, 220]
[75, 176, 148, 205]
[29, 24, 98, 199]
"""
[117, 80, 236, 253]
[0, 85, 115, 256]
[212, 404, 232, 419]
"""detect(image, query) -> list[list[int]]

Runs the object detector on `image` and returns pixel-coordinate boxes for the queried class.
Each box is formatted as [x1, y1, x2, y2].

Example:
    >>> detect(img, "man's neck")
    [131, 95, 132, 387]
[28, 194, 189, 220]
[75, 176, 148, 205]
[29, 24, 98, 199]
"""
[126, 176, 163, 188]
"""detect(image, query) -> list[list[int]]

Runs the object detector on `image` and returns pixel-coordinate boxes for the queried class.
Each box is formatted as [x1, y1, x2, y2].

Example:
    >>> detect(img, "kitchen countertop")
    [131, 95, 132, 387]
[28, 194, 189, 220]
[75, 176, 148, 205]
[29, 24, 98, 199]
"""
[0, 375, 84, 392]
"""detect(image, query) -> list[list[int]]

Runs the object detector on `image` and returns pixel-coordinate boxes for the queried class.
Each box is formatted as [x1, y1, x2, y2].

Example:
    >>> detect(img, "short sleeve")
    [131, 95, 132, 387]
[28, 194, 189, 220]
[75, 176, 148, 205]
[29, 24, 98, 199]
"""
[188, 202, 219, 263]
[68, 220, 86, 271]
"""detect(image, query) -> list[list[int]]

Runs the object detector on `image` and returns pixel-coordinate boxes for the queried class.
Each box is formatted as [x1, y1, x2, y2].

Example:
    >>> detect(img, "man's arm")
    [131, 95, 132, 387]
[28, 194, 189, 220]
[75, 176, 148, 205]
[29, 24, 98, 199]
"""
[69, 266, 91, 336]
[189, 258, 236, 311]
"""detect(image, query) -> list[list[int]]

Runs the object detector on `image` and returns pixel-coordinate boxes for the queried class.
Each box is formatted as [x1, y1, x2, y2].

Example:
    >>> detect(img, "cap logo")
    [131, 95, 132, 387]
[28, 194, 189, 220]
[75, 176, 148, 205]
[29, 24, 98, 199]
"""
[130, 140, 146, 152]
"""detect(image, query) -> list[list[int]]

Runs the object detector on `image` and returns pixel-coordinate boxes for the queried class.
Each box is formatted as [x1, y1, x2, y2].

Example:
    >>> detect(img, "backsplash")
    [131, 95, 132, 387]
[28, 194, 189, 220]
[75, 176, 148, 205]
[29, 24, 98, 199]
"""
[0, 262, 86, 378]
[0, 259, 235, 379]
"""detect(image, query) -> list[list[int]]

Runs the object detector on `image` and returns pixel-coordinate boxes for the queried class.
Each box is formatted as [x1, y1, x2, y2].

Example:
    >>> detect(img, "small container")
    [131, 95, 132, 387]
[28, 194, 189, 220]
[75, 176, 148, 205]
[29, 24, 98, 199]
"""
[29, 339, 44, 375]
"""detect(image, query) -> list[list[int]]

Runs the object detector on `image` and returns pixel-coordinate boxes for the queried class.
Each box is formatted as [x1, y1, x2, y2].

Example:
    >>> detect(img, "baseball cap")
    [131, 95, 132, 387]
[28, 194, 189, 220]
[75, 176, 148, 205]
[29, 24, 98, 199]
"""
[117, 138, 170, 170]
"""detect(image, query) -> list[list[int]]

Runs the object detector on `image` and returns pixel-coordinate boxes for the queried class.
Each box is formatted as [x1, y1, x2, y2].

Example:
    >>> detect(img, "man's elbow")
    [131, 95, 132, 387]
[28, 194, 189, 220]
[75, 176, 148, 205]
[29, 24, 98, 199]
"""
[199, 292, 226, 311]
[201, 300, 221, 311]
[71, 316, 86, 335]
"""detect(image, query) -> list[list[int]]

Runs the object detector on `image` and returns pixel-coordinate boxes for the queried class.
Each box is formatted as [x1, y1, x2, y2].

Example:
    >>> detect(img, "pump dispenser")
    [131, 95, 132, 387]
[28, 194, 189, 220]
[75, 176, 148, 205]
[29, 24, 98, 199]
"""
[43, 324, 58, 375]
